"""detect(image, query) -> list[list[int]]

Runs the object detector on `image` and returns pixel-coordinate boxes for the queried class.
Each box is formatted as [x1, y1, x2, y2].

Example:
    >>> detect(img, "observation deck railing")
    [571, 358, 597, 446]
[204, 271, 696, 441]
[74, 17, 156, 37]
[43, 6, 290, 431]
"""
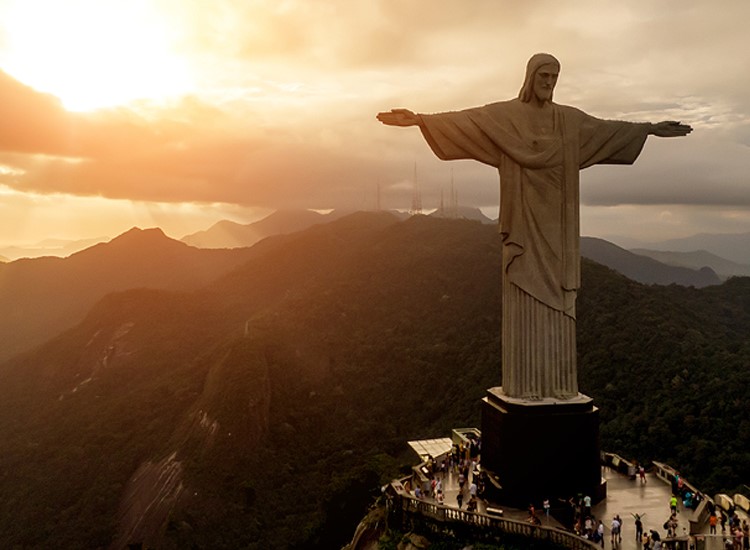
[386, 480, 599, 550]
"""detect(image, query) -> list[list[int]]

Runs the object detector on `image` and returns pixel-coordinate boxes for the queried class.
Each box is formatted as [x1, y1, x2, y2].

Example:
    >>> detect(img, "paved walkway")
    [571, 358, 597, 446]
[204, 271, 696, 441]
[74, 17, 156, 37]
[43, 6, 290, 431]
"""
[583, 467, 746, 550]
[592, 467, 686, 549]
[415, 464, 747, 550]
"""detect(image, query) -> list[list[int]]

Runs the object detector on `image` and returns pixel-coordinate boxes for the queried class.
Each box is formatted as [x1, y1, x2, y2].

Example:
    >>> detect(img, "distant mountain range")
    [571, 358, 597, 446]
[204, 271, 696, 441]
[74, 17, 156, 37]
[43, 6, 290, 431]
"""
[180, 207, 491, 249]
[180, 209, 352, 248]
[629, 248, 750, 280]
[607, 231, 750, 266]
[1, 214, 735, 364]
[580, 237, 722, 287]
[0, 236, 108, 261]
[3, 208, 747, 277]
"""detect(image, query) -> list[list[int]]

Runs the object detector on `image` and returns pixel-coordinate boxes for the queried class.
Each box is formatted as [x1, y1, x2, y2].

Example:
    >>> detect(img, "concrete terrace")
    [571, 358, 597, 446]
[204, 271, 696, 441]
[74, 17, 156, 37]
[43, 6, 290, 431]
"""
[405, 444, 748, 550]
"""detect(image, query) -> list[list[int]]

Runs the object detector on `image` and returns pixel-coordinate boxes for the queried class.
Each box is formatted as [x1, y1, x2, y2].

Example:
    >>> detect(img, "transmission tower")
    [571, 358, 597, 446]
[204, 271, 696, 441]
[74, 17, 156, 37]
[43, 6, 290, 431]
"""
[410, 162, 422, 215]
[450, 169, 459, 218]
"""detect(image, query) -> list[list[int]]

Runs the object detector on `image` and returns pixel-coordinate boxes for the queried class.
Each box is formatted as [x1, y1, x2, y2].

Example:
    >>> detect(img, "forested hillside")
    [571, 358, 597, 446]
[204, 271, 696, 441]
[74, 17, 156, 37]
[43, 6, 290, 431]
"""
[577, 259, 750, 491]
[0, 213, 748, 548]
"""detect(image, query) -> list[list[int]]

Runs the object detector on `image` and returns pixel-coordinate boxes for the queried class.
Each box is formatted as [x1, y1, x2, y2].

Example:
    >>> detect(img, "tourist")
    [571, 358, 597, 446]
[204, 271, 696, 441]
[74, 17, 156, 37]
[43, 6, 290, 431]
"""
[640, 465, 647, 484]
[596, 520, 605, 547]
[584, 516, 593, 538]
[666, 514, 678, 538]
[733, 527, 743, 550]
[742, 520, 749, 550]
[583, 494, 592, 517]
[611, 516, 621, 545]
[669, 495, 678, 514]
[710, 512, 719, 535]
[642, 531, 651, 550]
[457, 492, 463, 509]
[633, 513, 644, 540]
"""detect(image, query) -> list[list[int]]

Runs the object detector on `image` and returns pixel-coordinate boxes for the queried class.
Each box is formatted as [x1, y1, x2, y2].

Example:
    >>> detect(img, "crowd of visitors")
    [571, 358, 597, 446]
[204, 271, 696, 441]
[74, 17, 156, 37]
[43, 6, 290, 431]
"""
[707, 502, 750, 550]
[411, 437, 485, 514]
[407, 452, 749, 549]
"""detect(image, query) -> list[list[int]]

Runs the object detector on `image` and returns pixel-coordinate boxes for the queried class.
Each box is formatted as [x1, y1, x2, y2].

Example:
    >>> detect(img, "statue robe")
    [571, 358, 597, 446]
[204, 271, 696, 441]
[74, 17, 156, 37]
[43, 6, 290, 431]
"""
[418, 98, 650, 399]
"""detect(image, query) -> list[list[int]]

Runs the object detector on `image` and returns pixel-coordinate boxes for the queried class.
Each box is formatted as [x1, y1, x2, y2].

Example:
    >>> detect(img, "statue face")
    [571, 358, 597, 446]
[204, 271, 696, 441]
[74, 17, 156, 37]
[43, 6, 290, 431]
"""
[533, 63, 559, 103]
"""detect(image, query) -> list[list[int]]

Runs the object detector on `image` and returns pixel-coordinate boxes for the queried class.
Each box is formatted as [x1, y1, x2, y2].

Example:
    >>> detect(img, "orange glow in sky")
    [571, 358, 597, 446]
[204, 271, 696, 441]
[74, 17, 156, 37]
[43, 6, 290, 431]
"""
[0, 1, 749, 250]
[1, 0, 193, 111]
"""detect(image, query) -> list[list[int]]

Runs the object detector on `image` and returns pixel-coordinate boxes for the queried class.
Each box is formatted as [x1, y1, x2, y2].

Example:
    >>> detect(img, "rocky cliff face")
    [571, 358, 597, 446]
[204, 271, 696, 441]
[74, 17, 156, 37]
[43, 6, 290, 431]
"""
[110, 336, 273, 549]
[111, 452, 186, 549]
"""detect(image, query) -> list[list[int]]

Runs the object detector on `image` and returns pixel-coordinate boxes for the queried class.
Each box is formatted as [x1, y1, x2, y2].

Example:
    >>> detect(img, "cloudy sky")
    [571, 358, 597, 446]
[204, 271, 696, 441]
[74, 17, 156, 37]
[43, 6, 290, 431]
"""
[0, 0, 748, 247]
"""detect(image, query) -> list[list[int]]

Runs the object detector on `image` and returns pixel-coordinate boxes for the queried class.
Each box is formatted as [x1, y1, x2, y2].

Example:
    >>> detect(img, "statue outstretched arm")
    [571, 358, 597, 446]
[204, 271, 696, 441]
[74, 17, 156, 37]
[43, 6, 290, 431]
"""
[648, 120, 693, 137]
[376, 108, 422, 127]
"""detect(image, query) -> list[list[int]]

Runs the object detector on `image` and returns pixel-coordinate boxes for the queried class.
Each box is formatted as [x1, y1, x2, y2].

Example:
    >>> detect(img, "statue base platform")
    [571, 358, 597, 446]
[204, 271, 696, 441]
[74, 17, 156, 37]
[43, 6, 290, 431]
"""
[480, 387, 605, 507]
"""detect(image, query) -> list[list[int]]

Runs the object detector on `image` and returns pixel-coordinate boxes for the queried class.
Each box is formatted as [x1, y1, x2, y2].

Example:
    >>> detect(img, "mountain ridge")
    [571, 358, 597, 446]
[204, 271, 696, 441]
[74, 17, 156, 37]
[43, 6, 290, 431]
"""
[180, 208, 354, 248]
[605, 231, 750, 265]
[0, 227, 259, 362]
[629, 247, 750, 279]
[580, 236, 721, 287]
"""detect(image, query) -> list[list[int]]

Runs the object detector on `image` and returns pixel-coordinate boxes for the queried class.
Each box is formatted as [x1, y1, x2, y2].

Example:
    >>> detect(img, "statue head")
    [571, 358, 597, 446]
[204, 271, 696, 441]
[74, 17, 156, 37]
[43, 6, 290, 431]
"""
[519, 53, 560, 104]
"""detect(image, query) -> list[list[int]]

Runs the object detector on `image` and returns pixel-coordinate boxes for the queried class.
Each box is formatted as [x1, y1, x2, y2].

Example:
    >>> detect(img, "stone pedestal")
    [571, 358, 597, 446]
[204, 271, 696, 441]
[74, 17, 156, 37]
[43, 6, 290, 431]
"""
[481, 387, 604, 507]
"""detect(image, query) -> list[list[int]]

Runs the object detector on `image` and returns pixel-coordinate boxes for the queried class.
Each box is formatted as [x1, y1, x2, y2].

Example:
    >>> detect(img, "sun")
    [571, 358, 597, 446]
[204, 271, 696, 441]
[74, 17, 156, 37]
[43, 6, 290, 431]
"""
[0, 0, 194, 111]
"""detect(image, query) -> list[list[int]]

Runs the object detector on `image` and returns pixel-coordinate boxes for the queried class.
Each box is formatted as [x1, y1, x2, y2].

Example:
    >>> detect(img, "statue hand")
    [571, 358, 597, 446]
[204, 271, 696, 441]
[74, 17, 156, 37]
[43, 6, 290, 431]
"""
[650, 120, 693, 137]
[376, 109, 421, 127]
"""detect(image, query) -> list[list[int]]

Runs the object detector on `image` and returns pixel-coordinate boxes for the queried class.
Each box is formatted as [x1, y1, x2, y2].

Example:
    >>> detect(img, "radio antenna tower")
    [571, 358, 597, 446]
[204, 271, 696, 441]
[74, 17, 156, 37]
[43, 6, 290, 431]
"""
[450, 169, 459, 218]
[410, 162, 422, 215]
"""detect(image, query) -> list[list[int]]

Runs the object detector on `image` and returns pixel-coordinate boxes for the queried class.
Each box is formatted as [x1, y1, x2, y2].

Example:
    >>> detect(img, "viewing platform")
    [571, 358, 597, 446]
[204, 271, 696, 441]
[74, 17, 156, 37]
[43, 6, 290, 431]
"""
[389, 431, 750, 550]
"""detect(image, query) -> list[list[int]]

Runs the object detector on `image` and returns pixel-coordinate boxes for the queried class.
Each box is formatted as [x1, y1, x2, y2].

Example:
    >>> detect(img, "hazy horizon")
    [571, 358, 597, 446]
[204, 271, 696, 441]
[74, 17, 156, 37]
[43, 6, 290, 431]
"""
[3, 208, 750, 267]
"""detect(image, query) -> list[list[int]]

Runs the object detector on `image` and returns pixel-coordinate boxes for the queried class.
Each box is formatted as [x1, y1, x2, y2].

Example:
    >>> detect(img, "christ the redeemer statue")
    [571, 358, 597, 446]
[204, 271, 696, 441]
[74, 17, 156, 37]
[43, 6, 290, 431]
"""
[377, 53, 691, 401]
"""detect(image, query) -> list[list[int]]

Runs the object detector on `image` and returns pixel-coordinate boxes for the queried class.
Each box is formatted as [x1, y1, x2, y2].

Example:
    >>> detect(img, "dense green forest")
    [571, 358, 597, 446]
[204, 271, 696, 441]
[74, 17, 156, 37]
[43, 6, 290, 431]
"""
[0, 213, 748, 548]
[578, 260, 750, 491]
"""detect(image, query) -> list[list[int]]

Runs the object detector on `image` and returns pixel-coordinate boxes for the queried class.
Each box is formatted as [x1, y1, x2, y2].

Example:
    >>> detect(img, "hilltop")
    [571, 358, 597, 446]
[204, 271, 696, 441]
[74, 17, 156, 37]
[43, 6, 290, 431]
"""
[0, 227, 260, 362]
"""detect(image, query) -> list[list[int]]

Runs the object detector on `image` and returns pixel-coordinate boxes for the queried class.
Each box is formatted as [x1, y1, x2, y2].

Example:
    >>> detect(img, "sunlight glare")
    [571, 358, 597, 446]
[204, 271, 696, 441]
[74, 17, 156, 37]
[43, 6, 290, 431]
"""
[1, 0, 194, 111]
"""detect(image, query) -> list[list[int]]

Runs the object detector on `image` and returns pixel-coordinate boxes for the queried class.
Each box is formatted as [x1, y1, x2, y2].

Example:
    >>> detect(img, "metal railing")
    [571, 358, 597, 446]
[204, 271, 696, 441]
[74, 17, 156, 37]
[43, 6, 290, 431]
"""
[388, 486, 599, 550]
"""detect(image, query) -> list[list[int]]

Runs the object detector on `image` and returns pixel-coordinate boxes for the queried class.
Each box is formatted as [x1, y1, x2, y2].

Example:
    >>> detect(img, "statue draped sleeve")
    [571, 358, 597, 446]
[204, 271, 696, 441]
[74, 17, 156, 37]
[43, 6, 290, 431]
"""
[417, 100, 650, 315]
[418, 101, 563, 169]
